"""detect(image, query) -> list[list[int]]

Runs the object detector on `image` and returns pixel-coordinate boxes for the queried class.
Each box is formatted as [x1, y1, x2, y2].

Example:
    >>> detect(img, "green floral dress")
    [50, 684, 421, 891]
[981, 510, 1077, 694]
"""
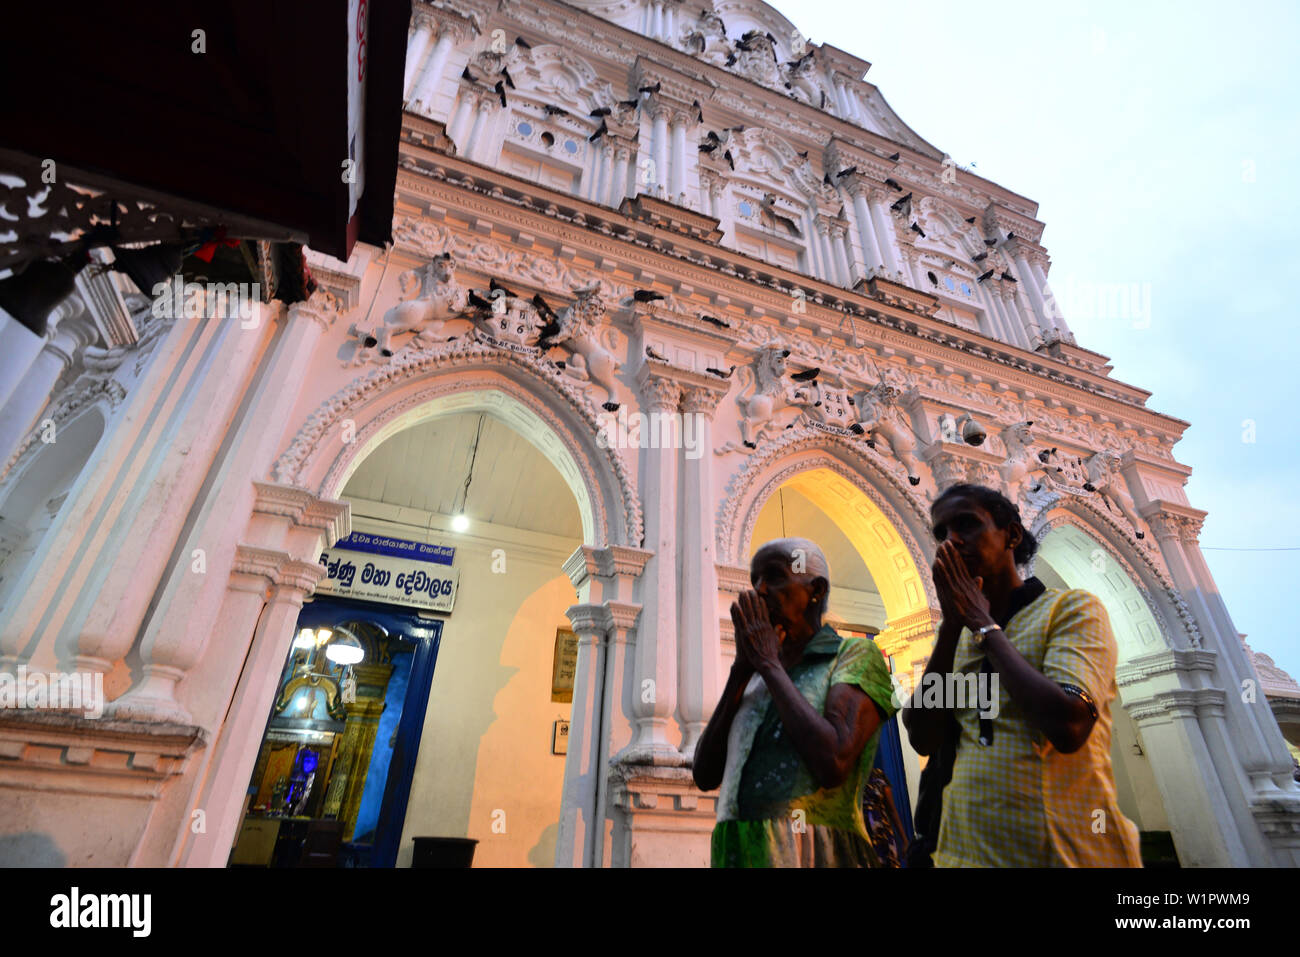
[711, 626, 899, 867]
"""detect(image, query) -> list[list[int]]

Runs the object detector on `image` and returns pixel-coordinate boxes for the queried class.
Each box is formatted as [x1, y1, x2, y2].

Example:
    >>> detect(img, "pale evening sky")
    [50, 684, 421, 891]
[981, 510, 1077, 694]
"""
[770, 0, 1300, 680]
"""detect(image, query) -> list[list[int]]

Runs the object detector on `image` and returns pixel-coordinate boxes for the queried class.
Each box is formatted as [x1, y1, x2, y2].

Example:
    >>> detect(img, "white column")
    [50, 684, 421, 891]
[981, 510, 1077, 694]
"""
[0, 307, 97, 468]
[0, 312, 46, 415]
[466, 97, 496, 163]
[851, 186, 883, 275]
[651, 108, 670, 198]
[831, 77, 851, 116]
[620, 368, 682, 765]
[108, 296, 337, 722]
[175, 556, 332, 866]
[594, 143, 614, 204]
[1030, 258, 1071, 340]
[669, 114, 687, 203]
[830, 226, 853, 287]
[868, 191, 903, 278]
[976, 280, 1012, 344]
[816, 220, 838, 284]
[410, 29, 457, 114]
[403, 18, 435, 99]
[995, 285, 1030, 349]
[556, 603, 609, 866]
[0, 304, 269, 674]
[802, 209, 826, 280]
[1011, 249, 1053, 335]
[1010, 276, 1046, 347]
[447, 91, 476, 151]
[676, 387, 724, 760]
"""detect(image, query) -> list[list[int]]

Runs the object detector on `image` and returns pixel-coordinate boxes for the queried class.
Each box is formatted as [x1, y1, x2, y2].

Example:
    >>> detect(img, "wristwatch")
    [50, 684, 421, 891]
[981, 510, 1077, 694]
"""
[972, 623, 1000, 648]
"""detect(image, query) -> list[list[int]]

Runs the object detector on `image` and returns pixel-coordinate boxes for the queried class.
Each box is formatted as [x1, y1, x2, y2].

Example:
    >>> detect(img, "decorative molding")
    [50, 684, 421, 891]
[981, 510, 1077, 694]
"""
[0, 710, 206, 800]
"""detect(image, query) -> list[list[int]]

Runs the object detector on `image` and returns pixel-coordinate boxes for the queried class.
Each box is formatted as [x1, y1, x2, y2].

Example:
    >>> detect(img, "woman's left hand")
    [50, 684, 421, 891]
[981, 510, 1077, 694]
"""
[733, 590, 784, 675]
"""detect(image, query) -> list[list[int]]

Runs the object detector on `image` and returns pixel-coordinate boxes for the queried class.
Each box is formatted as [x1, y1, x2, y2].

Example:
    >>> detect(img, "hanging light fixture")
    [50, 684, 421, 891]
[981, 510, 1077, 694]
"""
[451, 414, 485, 533]
[325, 626, 364, 666]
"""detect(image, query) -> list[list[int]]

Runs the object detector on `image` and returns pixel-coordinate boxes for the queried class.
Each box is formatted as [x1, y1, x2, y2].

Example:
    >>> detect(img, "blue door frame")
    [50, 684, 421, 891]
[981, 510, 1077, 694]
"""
[874, 716, 915, 844]
[294, 596, 443, 868]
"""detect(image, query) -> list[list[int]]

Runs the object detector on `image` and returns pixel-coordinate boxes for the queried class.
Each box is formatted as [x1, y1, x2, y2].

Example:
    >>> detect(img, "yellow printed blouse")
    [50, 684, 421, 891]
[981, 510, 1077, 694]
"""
[935, 587, 1143, 868]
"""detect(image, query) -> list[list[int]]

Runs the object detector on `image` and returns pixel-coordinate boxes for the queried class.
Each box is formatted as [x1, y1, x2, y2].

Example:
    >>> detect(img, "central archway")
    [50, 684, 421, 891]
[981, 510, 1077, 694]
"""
[724, 439, 940, 820]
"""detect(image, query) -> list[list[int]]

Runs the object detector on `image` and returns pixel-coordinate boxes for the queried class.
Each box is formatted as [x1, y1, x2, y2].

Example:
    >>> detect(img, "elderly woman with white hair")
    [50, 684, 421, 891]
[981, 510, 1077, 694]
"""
[693, 537, 900, 867]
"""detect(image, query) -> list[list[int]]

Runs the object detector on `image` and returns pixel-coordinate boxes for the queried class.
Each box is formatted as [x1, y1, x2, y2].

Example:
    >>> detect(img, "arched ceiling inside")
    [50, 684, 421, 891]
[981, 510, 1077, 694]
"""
[342, 410, 584, 540]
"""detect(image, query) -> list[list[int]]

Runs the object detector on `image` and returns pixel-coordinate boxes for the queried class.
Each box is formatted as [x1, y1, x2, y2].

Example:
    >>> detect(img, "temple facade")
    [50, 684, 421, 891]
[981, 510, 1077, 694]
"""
[1, 0, 1298, 867]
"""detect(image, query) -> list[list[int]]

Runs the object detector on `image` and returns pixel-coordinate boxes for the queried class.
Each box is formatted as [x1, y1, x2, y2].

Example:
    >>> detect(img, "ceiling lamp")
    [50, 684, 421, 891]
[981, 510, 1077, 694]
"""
[293, 628, 317, 650]
[325, 628, 364, 666]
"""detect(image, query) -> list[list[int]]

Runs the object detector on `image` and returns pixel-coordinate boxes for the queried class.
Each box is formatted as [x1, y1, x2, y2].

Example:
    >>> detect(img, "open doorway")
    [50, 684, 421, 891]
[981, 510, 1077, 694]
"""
[229, 596, 443, 868]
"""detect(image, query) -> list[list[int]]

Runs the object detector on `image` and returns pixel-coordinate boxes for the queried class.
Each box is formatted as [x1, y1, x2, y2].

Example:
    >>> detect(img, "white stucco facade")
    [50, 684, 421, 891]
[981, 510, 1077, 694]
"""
[0, 0, 1297, 867]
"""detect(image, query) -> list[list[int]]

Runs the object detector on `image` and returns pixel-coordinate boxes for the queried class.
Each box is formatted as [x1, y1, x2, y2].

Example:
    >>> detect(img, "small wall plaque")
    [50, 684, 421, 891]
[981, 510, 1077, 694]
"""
[551, 628, 578, 703]
[552, 719, 569, 755]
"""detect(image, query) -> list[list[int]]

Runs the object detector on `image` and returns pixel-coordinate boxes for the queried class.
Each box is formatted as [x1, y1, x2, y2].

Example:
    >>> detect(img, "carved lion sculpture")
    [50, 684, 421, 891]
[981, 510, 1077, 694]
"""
[717, 347, 813, 452]
[350, 253, 470, 361]
[998, 420, 1061, 505]
[545, 283, 621, 411]
[855, 377, 922, 485]
[1084, 450, 1146, 539]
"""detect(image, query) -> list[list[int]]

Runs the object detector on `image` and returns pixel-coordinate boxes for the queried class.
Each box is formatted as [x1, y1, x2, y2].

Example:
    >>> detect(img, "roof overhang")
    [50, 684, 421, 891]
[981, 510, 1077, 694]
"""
[2, 0, 411, 261]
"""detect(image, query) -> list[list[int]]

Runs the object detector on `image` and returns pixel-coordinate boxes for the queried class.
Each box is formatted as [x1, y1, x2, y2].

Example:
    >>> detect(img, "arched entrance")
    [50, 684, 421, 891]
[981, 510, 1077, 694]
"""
[1032, 520, 1176, 862]
[183, 353, 641, 868]
[725, 445, 940, 828]
[1029, 508, 1242, 866]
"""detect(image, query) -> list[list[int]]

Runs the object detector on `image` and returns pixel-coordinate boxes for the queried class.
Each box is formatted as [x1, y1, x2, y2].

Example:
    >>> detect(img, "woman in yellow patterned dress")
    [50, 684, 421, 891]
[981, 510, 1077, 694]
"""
[903, 484, 1141, 867]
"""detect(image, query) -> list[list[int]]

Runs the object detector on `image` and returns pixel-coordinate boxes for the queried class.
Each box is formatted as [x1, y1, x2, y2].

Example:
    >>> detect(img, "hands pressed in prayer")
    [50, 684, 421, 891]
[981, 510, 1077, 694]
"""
[731, 589, 785, 677]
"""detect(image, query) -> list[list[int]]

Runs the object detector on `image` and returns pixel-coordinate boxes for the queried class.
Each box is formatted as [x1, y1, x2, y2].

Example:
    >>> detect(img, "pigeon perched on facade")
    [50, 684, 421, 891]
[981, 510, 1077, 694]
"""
[645, 345, 669, 362]
[706, 365, 736, 379]
[884, 178, 903, 191]
[698, 314, 730, 328]
[790, 367, 820, 382]
[632, 289, 666, 302]
[760, 194, 802, 237]
[976, 270, 995, 282]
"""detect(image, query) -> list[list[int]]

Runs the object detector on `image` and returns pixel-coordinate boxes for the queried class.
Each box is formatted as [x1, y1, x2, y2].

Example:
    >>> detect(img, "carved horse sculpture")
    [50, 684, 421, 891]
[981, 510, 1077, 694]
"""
[855, 378, 922, 485]
[1084, 450, 1146, 538]
[543, 283, 621, 411]
[351, 253, 470, 361]
[717, 347, 813, 452]
[998, 420, 1062, 504]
